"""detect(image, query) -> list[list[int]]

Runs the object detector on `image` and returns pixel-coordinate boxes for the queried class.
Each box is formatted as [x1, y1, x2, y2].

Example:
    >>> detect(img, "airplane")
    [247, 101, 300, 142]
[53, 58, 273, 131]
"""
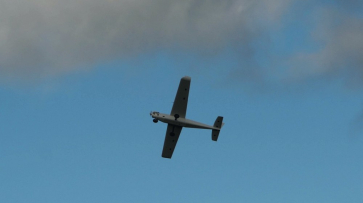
[150, 76, 224, 158]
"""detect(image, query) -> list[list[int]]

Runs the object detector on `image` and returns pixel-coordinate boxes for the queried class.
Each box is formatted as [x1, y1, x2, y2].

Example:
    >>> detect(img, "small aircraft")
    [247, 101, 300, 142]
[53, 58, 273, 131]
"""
[150, 76, 224, 158]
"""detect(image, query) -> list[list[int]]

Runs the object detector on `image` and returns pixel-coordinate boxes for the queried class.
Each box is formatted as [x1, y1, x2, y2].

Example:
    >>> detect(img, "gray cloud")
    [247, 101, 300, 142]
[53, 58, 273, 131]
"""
[0, 0, 292, 80]
[1, 0, 362, 89]
[285, 4, 363, 87]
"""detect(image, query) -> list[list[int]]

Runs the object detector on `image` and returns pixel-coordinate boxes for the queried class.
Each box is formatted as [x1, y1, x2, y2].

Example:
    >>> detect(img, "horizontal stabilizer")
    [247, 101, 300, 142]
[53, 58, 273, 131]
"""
[212, 130, 220, 141]
[212, 116, 224, 141]
[213, 116, 223, 129]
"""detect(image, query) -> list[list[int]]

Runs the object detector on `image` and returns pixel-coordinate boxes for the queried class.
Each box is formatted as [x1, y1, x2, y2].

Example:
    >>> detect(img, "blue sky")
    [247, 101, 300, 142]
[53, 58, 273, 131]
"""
[1, 0, 363, 202]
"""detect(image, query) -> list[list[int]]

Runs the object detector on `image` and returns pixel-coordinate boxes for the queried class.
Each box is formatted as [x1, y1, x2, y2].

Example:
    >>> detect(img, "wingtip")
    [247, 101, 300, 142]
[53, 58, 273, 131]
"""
[162, 155, 172, 159]
[181, 76, 191, 81]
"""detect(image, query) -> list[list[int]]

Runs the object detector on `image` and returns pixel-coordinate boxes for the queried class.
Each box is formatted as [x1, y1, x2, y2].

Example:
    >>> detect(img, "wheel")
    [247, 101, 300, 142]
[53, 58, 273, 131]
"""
[174, 114, 179, 120]
[153, 119, 158, 123]
[170, 132, 175, 136]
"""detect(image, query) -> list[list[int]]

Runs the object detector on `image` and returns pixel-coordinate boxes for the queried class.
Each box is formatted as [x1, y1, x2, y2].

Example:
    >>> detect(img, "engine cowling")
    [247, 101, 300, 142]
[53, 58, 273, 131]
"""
[153, 119, 158, 123]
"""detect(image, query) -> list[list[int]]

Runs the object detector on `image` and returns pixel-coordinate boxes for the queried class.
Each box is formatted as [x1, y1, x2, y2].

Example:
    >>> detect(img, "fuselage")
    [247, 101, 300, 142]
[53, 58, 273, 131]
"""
[150, 111, 219, 130]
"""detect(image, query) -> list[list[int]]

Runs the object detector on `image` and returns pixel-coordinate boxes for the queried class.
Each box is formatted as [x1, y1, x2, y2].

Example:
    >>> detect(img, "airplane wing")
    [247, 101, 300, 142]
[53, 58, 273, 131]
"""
[170, 76, 191, 118]
[162, 124, 183, 158]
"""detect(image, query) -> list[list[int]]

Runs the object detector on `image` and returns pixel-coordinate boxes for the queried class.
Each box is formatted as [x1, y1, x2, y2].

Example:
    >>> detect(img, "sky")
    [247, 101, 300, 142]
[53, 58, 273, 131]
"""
[0, 0, 363, 202]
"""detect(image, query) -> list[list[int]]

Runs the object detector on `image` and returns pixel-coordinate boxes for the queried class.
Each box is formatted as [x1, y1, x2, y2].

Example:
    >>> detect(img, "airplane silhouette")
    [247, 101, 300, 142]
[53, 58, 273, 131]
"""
[150, 76, 224, 158]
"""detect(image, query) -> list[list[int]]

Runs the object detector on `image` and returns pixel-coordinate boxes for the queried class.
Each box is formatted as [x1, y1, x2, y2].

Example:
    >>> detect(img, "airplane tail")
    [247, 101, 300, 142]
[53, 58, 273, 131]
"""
[212, 116, 224, 141]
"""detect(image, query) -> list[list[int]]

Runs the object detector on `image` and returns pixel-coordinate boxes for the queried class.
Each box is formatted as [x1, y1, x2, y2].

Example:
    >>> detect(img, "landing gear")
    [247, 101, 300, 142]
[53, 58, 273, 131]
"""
[174, 114, 179, 121]
[153, 119, 158, 123]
